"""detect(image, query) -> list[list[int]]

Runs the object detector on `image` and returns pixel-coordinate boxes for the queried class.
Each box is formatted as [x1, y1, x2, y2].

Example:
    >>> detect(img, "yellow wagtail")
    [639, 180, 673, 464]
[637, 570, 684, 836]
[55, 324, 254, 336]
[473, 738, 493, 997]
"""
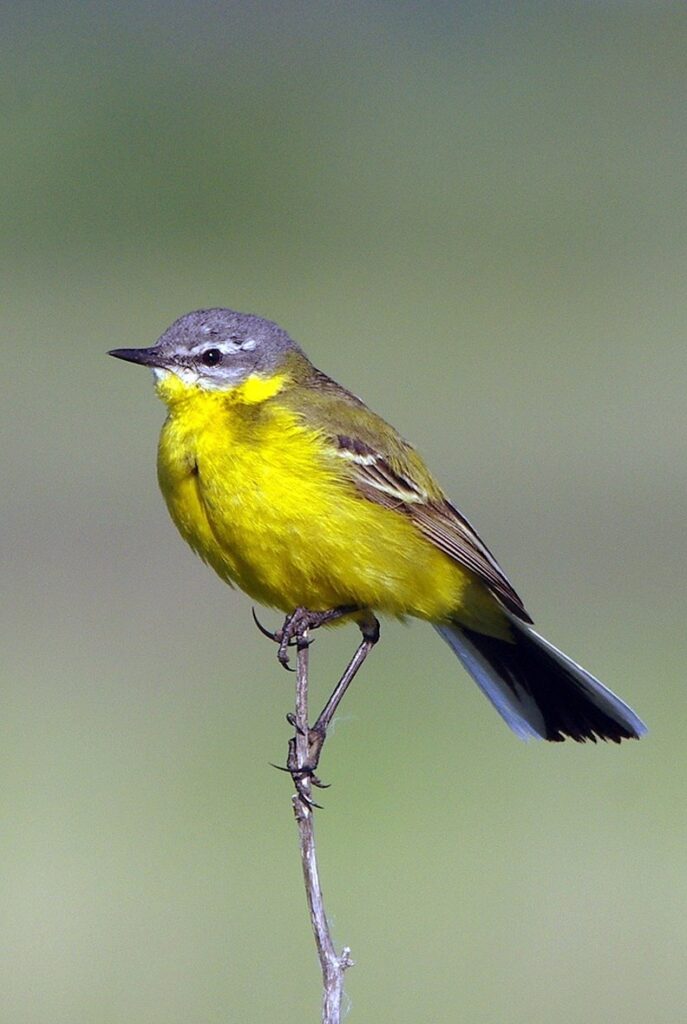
[110, 308, 646, 746]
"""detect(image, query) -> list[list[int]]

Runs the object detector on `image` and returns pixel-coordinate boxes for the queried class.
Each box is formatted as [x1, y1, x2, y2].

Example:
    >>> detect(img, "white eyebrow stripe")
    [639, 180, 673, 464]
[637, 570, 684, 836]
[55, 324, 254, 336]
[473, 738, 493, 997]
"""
[191, 338, 257, 354]
[190, 340, 240, 354]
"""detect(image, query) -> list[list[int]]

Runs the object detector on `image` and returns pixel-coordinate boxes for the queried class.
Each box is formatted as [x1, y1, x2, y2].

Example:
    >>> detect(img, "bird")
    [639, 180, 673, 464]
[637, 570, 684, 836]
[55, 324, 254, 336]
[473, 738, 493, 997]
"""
[109, 307, 646, 747]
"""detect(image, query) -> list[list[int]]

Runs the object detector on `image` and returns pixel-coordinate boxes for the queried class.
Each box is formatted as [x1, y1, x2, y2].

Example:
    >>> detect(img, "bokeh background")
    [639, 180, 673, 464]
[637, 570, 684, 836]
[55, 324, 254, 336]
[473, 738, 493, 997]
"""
[2, 3, 686, 1021]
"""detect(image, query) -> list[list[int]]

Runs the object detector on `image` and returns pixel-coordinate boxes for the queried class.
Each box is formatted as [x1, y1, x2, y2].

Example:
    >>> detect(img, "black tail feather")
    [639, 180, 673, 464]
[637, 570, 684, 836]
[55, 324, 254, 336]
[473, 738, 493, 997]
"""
[434, 621, 646, 743]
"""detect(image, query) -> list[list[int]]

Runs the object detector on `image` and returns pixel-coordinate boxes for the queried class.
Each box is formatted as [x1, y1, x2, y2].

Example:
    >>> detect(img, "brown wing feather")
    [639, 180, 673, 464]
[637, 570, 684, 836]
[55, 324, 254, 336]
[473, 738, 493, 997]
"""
[335, 437, 532, 623]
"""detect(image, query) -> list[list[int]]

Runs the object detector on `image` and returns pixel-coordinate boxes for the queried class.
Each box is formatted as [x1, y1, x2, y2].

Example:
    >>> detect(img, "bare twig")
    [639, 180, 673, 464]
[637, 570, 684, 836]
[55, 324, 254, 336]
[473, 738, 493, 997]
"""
[291, 630, 353, 1024]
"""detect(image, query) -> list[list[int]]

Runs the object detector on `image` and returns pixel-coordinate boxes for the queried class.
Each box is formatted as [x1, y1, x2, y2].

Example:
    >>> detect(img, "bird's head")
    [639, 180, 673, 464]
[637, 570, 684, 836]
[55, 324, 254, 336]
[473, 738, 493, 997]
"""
[109, 308, 302, 396]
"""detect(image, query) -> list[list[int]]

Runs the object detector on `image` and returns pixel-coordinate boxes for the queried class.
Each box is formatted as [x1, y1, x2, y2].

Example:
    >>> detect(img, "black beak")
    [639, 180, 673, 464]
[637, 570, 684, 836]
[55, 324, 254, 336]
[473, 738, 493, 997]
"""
[108, 346, 163, 367]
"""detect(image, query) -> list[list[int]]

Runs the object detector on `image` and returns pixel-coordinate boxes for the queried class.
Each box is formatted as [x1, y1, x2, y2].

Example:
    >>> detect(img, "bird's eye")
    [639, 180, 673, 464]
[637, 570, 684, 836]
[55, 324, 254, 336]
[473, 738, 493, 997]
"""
[201, 348, 223, 367]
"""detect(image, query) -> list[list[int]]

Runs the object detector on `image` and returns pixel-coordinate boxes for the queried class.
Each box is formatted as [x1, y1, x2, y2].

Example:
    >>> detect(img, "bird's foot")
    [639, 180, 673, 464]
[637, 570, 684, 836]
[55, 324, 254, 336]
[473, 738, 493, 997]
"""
[271, 717, 329, 808]
[252, 605, 358, 670]
[289, 729, 329, 808]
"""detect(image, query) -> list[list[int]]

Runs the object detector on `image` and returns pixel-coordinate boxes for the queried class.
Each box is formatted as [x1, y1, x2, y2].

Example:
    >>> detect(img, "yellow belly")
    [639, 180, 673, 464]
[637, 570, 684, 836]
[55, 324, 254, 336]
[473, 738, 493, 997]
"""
[156, 382, 505, 635]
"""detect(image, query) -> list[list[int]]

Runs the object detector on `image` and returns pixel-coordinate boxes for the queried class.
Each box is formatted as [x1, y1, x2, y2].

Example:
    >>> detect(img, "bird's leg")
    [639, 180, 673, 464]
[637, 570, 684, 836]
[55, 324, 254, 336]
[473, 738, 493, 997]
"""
[253, 604, 359, 670]
[263, 608, 380, 802]
[293, 614, 381, 787]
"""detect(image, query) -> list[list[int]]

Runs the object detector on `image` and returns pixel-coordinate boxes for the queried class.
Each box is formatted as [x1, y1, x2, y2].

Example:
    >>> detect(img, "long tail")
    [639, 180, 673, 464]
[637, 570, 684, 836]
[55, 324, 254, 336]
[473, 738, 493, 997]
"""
[434, 619, 647, 742]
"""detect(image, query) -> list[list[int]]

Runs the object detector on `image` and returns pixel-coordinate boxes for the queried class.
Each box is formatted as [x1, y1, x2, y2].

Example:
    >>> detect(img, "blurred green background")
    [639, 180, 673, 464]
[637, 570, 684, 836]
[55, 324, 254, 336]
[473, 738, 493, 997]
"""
[2, 3, 686, 1021]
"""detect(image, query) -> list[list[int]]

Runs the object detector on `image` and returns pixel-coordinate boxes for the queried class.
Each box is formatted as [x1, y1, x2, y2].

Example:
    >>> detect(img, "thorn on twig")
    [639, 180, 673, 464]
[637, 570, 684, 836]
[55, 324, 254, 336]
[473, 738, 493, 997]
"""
[339, 947, 355, 971]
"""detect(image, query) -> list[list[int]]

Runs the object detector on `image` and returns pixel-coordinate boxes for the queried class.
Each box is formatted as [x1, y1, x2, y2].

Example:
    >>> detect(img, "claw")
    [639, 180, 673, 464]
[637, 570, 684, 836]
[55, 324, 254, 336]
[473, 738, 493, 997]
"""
[277, 639, 293, 671]
[295, 788, 324, 811]
[251, 607, 278, 642]
[270, 762, 327, 806]
[286, 713, 305, 735]
[293, 767, 325, 808]
[277, 650, 296, 672]
[277, 632, 313, 670]
[310, 776, 331, 790]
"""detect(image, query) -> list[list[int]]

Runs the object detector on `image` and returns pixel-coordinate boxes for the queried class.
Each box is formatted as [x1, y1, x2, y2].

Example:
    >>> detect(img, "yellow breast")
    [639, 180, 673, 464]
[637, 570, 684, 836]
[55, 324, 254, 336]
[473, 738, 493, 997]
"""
[155, 372, 505, 634]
